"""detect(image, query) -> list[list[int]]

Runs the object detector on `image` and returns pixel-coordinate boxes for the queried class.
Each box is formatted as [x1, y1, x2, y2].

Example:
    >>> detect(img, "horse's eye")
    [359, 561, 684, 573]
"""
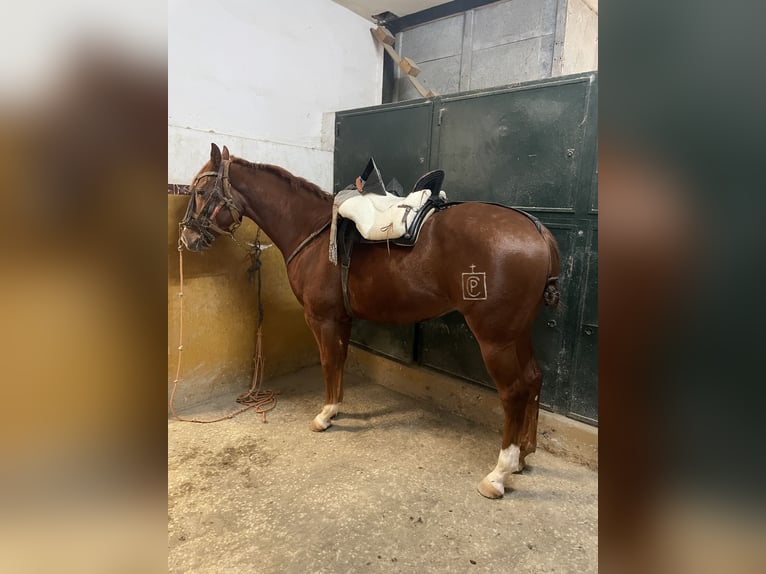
[197, 189, 205, 196]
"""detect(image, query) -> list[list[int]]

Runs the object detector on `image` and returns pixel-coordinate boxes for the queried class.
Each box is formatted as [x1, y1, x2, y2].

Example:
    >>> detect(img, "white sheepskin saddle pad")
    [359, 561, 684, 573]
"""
[338, 189, 434, 241]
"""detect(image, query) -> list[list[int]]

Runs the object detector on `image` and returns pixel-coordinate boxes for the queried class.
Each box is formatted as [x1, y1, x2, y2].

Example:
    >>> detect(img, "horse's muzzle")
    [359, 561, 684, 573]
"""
[180, 226, 212, 252]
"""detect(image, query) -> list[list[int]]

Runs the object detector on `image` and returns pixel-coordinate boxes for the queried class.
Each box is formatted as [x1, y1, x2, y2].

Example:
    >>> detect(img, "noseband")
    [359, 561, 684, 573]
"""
[180, 159, 242, 248]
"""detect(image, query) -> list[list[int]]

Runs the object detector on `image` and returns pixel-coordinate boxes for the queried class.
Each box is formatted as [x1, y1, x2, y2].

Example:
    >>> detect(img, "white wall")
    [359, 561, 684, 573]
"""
[560, 0, 598, 76]
[168, 0, 383, 189]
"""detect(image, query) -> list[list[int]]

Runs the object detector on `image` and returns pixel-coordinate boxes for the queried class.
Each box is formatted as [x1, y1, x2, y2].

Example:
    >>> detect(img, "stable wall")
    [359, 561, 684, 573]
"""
[168, 0, 383, 190]
[390, 0, 598, 101]
[559, 0, 598, 76]
[168, 1, 383, 409]
[167, 196, 318, 411]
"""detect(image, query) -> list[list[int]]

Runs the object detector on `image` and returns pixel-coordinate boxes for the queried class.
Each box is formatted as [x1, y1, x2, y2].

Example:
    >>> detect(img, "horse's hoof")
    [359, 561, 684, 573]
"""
[309, 418, 330, 432]
[310, 404, 339, 432]
[477, 477, 504, 499]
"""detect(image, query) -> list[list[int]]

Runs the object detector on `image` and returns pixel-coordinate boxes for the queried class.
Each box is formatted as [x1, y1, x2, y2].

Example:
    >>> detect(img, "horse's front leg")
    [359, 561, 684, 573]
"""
[305, 314, 351, 432]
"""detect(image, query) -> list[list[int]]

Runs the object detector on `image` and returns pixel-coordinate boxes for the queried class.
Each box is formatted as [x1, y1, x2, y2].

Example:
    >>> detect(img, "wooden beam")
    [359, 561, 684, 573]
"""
[371, 26, 395, 45]
[381, 41, 401, 65]
[370, 27, 437, 99]
[398, 57, 420, 77]
[408, 76, 436, 98]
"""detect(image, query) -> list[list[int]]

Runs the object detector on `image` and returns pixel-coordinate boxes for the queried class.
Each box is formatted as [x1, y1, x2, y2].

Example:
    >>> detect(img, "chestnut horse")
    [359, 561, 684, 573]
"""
[180, 144, 560, 499]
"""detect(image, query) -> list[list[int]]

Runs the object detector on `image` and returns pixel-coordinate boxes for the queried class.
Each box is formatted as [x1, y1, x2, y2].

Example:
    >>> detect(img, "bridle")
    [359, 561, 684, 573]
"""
[180, 159, 242, 249]
[179, 156, 330, 263]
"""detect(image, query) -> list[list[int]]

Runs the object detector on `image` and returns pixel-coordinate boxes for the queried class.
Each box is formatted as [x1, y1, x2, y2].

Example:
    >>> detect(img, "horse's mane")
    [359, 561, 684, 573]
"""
[232, 157, 332, 203]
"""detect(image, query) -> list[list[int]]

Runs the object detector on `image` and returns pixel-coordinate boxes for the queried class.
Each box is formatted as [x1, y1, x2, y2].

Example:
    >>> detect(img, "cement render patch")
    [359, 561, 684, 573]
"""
[169, 366, 597, 573]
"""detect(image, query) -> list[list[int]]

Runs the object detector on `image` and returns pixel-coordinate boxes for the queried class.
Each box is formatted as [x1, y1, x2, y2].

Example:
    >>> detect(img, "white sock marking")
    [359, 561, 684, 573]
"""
[313, 403, 340, 429]
[485, 444, 520, 493]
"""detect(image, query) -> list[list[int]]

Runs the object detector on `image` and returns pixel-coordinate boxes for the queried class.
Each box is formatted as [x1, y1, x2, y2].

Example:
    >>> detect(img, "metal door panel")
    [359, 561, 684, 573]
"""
[530, 220, 578, 410]
[420, 76, 596, 420]
[334, 73, 598, 424]
[418, 220, 578, 403]
[334, 101, 434, 361]
[334, 101, 433, 194]
[567, 227, 598, 424]
[435, 79, 592, 211]
[397, 14, 464, 63]
[469, 35, 555, 90]
[472, 0, 558, 50]
[396, 56, 461, 102]
[418, 312, 490, 385]
[348, 320, 416, 364]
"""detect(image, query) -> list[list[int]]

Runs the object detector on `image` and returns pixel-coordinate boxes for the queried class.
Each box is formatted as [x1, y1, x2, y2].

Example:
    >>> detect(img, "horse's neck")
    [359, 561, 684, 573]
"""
[232, 163, 331, 257]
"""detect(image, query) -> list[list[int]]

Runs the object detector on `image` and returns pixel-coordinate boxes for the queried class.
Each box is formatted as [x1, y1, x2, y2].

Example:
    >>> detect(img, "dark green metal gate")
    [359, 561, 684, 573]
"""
[334, 72, 597, 425]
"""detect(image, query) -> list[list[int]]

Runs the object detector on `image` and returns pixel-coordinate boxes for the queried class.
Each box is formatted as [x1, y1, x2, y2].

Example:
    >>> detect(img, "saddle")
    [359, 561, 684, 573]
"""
[330, 159, 449, 315]
[338, 187, 445, 241]
[329, 158, 446, 265]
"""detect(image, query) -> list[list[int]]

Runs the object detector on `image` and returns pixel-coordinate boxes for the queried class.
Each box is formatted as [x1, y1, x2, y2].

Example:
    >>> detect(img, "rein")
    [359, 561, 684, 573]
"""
[170, 230, 278, 423]
[285, 220, 331, 266]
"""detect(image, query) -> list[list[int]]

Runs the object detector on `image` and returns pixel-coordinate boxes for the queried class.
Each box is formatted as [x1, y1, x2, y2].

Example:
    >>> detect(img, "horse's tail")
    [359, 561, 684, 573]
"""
[541, 225, 561, 308]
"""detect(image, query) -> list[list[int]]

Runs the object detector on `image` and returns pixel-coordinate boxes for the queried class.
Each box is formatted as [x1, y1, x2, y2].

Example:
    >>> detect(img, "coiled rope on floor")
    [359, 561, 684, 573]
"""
[169, 231, 278, 423]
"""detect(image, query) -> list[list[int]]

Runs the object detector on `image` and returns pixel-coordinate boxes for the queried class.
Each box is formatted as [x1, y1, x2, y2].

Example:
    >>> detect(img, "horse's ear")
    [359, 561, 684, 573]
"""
[222, 145, 230, 160]
[210, 143, 221, 168]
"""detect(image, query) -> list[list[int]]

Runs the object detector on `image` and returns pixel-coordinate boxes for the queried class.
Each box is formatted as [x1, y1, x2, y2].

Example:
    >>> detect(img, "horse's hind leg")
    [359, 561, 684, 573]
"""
[305, 315, 351, 431]
[474, 339, 530, 499]
[516, 338, 543, 470]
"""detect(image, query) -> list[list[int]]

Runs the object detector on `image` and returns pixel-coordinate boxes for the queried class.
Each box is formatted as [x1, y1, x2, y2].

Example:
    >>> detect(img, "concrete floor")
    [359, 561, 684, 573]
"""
[168, 366, 597, 573]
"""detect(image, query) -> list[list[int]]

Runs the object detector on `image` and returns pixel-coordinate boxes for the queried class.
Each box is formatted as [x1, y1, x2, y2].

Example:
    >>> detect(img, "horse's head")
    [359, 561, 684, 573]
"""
[179, 143, 242, 251]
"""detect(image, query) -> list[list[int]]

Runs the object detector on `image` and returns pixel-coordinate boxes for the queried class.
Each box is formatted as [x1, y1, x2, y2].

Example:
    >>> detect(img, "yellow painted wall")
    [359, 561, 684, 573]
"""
[168, 196, 318, 412]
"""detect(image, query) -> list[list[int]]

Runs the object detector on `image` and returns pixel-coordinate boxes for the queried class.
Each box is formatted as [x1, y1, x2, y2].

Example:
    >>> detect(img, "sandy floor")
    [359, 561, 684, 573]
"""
[169, 366, 597, 573]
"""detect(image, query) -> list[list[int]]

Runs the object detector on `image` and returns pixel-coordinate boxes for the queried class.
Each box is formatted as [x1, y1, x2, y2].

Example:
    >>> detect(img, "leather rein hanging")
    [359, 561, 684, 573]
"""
[173, 160, 279, 423]
[170, 233, 277, 424]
